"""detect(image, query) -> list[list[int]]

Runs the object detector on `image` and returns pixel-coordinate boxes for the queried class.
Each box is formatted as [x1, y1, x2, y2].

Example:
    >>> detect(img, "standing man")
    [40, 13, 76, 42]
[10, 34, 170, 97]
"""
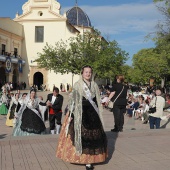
[60, 83, 63, 92]
[46, 87, 63, 134]
[23, 82, 26, 90]
[67, 83, 69, 92]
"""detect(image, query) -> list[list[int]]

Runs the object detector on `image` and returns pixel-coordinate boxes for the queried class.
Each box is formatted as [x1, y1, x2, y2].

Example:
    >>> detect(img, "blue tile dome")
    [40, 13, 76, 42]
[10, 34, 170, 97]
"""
[66, 6, 92, 27]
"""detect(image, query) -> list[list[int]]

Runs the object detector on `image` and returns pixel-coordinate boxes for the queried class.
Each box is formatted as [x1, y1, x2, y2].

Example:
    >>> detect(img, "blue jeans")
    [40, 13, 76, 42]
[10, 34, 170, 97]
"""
[149, 116, 161, 129]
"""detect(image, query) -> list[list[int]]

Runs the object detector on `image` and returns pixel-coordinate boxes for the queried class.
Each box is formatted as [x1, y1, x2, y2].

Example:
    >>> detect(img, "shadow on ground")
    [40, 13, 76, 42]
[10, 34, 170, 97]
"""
[0, 134, 7, 139]
[160, 119, 170, 129]
[95, 131, 118, 166]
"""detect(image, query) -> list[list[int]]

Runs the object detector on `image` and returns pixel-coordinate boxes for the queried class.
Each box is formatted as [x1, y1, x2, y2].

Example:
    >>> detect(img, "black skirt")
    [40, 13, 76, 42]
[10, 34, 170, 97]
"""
[20, 107, 46, 134]
[9, 103, 16, 120]
[69, 97, 107, 155]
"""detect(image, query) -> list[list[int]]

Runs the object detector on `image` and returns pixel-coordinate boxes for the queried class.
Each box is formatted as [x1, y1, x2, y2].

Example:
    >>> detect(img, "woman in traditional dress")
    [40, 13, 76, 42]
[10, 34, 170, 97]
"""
[0, 90, 8, 115]
[1, 85, 6, 93]
[6, 93, 20, 127]
[13, 89, 46, 136]
[56, 65, 107, 170]
[6, 91, 12, 109]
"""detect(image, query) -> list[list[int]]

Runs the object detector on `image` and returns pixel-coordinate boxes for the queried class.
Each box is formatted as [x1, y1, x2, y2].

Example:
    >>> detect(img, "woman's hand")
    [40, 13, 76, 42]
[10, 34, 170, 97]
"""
[46, 100, 51, 106]
[105, 100, 110, 106]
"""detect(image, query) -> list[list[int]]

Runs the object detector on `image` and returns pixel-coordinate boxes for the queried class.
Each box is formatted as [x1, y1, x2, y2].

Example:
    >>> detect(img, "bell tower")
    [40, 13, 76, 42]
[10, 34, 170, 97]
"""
[20, 0, 61, 16]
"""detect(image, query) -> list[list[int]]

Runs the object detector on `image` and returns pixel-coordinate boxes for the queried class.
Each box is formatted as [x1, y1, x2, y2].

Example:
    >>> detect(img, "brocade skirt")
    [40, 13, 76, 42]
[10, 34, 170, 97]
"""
[20, 107, 46, 134]
[13, 107, 46, 136]
[6, 103, 16, 127]
[56, 100, 108, 164]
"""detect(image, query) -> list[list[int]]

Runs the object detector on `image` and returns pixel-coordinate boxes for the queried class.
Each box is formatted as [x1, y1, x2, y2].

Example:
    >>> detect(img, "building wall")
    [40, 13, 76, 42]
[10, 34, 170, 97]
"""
[0, 19, 23, 57]
[47, 71, 79, 91]
[0, 0, 103, 91]
[13, 0, 80, 91]
[0, 18, 23, 37]
[0, 18, 24, 84]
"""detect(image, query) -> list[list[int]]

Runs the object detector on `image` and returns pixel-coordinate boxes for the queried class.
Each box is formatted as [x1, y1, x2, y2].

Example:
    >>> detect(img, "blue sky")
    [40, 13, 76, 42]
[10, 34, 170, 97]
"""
[0, 0, 163, 65]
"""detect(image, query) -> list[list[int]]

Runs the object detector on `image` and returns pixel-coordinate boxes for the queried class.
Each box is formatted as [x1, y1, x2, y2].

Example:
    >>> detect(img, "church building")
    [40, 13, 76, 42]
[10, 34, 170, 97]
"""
[0, 0, 104, 90]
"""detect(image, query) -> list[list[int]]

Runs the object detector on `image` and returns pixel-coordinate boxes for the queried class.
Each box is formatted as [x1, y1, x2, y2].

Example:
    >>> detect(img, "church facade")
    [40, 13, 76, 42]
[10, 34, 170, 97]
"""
[0, 0, 105, 91]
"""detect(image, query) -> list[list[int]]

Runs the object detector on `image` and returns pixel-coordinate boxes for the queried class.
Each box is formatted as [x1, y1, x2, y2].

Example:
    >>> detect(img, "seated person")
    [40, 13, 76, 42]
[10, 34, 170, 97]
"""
[127, 98, 139, 117]
[127, 94, 133, 105]
[163, 94, 170, 111]
[101, 88, 110, 108]
[135, 96, 144, 119]
[142, 99, 150, 123]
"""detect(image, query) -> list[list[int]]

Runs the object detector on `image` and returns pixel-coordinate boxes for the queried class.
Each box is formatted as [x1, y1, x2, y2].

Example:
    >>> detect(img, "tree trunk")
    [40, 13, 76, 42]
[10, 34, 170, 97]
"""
[161, 77, 165, 88]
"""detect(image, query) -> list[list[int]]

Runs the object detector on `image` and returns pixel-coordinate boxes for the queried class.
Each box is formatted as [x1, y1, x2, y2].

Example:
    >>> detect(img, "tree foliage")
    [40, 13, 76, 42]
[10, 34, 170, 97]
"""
[131, 48, 170, 84]
[128, 1, 170, 85]
[153, 0, 170, 37]
[119, 65, 132, 83]
[35, 30, 128, 79]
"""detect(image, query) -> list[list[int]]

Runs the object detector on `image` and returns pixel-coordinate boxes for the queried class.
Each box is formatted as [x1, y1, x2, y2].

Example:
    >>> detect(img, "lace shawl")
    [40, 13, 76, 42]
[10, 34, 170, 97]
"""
[8, 98, 18, 113]
[1, 94, 8, 104]
[15, 93, 39, 121]
[68, 77, 104, 155]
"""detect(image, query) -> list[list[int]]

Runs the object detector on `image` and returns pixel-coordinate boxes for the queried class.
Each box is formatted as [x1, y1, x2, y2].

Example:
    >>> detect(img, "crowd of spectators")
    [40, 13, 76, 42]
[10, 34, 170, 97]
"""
[1, 51, 22, 59]
[0, 81, 27, 93]
[99, 84, 170, 129]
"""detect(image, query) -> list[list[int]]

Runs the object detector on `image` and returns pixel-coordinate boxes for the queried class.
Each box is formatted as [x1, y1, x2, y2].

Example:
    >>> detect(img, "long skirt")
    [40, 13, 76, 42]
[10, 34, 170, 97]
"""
[13, 107, 46, 136]
[6, 113, 14, 127]
[6, 103, 16, 127]
[0, 103, 8, 115]
[56, 100, 108, 164]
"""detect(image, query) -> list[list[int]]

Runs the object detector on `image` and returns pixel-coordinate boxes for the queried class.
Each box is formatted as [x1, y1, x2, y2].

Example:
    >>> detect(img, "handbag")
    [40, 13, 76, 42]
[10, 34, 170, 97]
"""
[148, 97, 157, 113]
[108, 101, 113, 108]
[110, 86, 124, 108]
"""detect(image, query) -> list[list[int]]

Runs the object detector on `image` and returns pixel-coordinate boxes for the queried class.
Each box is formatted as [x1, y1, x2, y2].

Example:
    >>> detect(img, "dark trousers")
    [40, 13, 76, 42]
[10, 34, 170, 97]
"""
[49, 112, 62, 130]
[143, 112, 149, 122]
[112, 106, 125, 130]
[149, 116, 161, 129]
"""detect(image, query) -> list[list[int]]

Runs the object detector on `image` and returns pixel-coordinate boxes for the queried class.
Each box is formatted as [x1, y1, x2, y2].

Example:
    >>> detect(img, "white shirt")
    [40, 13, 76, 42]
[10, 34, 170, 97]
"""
[149, 96, 165, 118]
[10, 84, 13, 89]
[51, 95, 56, 104]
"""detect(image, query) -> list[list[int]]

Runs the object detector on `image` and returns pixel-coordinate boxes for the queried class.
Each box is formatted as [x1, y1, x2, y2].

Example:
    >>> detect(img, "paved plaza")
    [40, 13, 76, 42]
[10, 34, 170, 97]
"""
[0, 91, 170, 170]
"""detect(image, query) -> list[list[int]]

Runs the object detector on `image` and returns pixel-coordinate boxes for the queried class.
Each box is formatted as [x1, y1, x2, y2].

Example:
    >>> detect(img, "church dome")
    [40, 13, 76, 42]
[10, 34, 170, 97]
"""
[66, 6, 92, 27]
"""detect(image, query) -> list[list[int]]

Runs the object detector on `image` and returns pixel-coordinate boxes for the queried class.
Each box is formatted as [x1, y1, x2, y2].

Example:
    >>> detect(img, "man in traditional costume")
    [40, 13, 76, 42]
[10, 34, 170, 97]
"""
[46, 87, 63, 134]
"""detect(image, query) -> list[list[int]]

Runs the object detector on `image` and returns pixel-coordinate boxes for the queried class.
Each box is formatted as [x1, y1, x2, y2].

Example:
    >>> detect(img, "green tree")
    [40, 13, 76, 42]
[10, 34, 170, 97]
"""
[153, 0, 170, 86]
[129, 0, 170, 85]
[153, 0, 170, 37]
[131, 48, 170, 84]
[119, 65, 133, 83]
[35, 31, 128, 79]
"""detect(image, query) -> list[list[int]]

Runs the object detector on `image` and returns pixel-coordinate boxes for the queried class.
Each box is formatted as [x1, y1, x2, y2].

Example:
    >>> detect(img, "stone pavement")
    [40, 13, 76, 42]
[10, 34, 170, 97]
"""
[0, 91, 170, 170]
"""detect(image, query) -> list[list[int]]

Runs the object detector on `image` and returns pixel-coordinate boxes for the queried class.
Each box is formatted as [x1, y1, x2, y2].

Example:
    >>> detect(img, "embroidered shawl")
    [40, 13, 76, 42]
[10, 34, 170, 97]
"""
[68, 76, 104, 155]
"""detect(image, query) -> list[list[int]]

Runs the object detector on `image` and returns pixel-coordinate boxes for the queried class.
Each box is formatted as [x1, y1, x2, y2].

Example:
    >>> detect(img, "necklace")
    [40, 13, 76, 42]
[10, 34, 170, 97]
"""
[83, 79, 91, 90]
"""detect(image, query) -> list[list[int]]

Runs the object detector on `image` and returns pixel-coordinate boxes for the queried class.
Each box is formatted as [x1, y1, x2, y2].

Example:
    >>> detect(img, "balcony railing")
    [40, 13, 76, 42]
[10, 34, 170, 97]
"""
[0, 54, 25, 65]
